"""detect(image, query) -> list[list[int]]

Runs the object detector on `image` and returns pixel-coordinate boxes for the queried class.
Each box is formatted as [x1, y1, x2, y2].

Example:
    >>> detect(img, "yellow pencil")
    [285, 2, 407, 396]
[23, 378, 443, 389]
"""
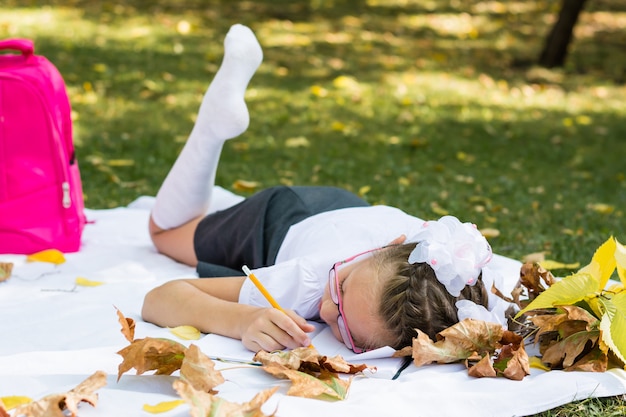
[242, 265, 315, 349]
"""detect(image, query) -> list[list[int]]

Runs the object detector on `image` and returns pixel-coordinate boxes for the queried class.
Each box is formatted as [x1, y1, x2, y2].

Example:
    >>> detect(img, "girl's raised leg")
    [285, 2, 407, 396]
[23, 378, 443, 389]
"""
[149, 24, 263, 264]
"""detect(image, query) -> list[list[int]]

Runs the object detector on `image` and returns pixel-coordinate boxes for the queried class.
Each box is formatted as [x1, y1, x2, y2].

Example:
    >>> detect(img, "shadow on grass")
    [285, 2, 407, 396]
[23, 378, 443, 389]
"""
[2, 0, 624, 262]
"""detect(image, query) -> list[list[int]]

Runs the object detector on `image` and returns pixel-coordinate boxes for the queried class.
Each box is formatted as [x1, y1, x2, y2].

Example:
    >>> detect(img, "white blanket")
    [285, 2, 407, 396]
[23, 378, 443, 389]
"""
[2, 189, 626, 417]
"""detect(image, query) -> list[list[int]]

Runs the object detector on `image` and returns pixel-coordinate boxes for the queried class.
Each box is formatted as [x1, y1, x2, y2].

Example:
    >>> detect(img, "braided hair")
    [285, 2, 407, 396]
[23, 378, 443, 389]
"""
[374, 243, 489, 349]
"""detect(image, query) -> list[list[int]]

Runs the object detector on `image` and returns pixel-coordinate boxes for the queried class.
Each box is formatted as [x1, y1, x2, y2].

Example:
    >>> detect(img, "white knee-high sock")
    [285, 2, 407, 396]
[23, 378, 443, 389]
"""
[151, 24, 263, 230]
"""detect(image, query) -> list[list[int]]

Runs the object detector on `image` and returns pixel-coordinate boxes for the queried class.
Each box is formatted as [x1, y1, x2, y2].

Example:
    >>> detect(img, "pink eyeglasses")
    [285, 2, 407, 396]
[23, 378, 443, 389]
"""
[328, 247, 381, 354]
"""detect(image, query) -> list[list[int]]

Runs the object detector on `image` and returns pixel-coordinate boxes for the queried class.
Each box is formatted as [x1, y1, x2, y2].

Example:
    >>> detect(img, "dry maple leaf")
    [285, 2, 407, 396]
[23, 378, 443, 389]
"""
[0, 262, 13, 283]
[565, 348, 607, 372]
[541, 330, 600, 369]
[12, 370, 107, 417]
[494, 343, 530, 381]
[173, 379, 277, 417]
[519, 262, 556, 301]
[467, 354, 496, 378]
[254, 347, 370, 375]
[320, 355, 370, 374]
[529, 305, 599, 351]
[465, 330, 529, 381]
[115, 307, 135, 343]
[262, 364, 351, 401]
[117, 337, 186, 380]
[412, 319, 504, 366]
[254, 347, 320, 371]
[180, 344, 225, 393]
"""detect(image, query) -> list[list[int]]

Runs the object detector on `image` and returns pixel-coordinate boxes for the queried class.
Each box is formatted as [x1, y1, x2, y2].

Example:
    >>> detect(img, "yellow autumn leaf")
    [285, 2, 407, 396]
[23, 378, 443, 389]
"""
[26, 249, 65, 265]
[538, 260, 580, 270]
[480, 228, 500, 239]
[358, 185, 371, 197]
[92, 63, 107, 73]
[588, 203, 615, 214]
[0, 396, 33, 410]
[528, 356, 550, 372]
[430, 202, 449, 216]
[331, 121, 346, 132]
[142, 399, 186, 414]
[169, 325, 201, 340]
[522, 251, 547, 263]
[332, 75, 359, 90]
[310, 85, 328, 97]
[579, 237, 617, 290]
[615, 238, 626, 287]
[398, 177, 410, 187]
[107, 159, 135, 167]
[285, 136, 310, 148]
[232, 179, 260, 192]
[75, 277, 105, 287]
[600, 310, 626, 365]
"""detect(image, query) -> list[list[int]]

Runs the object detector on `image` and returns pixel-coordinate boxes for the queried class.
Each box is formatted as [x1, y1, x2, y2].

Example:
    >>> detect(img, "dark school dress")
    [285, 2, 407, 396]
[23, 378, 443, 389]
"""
[193, 186, 369, 277]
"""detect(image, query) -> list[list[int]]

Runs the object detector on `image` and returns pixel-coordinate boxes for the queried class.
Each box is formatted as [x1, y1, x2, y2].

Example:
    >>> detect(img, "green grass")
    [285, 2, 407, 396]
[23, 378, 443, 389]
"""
[2, 1, 625, 415]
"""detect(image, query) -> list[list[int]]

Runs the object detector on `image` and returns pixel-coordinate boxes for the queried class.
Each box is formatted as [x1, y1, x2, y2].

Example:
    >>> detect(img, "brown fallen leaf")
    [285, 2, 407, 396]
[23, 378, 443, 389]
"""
[262, 364, 350, 401]
[412, 319, 504, 366]
[13, 370, 107, 417]
[529, 311, 569, 341]
[254, 347, 319, 371]
[253, 347, 370, 375]
[117, 337, 187, 380]
[467, 354, 496, 378]
[393, 346, 412, 358]
[519, 262, 556, 300]
[541, 330, 600, 369]
[173, 379, 277, 417]
[465, 331, 529, 381]
[116, 307, 135, 343]
[565, 347, 607, 372]
[496, 343, 530, 381]
[180, 344, 225, 393]
[559, 305, 599, 327]
[0, 262, 13, 282]
[529, 305, 599, 349]
[320, 355, 369, 374]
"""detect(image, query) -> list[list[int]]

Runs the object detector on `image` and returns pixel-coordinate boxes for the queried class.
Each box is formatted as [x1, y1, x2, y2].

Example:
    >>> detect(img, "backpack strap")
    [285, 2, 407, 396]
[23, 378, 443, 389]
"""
[0, 39, 34, 58]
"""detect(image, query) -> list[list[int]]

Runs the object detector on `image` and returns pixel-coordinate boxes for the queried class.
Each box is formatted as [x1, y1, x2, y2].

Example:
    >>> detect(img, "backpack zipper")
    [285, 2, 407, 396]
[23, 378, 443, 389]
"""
[62, 181, 71, 208]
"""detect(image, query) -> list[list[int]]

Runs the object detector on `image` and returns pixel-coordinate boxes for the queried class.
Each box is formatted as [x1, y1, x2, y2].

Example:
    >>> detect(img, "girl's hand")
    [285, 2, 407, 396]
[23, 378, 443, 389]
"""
[240, 307, 316, 352]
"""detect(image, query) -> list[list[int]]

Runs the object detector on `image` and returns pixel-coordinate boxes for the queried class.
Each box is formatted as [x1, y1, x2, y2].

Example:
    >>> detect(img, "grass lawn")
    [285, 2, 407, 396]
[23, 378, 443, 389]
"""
[2, 0, 625, 415]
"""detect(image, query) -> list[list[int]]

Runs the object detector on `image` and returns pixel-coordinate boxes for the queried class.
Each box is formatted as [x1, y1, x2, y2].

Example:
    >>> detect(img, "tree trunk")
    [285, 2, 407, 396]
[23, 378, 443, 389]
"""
[538, 0, 588, 68]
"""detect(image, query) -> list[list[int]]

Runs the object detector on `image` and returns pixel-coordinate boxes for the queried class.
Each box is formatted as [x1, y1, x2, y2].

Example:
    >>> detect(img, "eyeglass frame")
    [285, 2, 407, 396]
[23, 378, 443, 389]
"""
[328, 247, 382, 354]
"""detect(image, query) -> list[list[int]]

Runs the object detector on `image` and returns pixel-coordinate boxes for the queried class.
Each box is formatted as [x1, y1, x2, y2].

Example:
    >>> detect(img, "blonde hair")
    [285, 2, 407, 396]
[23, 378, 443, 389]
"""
[374, 243, 489, 349]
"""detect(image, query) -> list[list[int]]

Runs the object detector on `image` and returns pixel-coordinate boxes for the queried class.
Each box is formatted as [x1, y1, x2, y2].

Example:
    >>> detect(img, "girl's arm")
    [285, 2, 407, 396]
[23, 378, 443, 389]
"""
[141, 277, 315, 352]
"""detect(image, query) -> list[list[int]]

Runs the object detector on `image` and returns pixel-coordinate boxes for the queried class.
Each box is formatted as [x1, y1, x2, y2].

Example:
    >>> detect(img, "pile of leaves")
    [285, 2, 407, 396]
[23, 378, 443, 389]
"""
[396, 236, 626, 381]
[515, 237, 626, 372]
[394, 319, 530, 380]
[115, 309, 372, 415]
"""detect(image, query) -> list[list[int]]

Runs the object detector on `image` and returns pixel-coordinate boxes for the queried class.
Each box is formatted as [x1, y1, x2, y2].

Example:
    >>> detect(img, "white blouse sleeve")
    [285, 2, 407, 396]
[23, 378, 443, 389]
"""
[238, 257, 326, 320]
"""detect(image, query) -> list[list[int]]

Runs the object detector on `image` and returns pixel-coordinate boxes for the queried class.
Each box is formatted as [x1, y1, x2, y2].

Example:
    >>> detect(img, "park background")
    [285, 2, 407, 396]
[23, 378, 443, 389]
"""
[2, 1, 625, 415]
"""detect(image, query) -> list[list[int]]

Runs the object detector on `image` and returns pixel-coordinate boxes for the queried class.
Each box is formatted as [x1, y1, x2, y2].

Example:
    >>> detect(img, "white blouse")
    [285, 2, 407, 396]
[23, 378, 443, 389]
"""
[238, 205, 426, 319]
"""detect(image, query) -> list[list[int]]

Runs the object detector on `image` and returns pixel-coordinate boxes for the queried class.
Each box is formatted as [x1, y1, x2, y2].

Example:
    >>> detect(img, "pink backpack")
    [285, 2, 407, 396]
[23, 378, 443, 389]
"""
[0, 39, 86, 254]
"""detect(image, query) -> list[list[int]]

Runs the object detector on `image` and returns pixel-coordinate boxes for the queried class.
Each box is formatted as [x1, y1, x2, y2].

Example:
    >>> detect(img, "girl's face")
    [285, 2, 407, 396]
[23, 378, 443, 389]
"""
[319, 256, 389, 351]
